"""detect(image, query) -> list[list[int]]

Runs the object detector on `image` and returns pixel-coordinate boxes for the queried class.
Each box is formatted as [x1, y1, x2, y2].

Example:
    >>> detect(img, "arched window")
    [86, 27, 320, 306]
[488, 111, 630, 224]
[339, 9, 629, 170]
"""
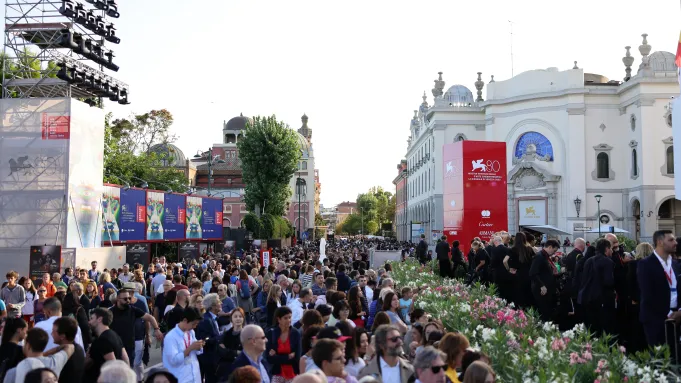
[632, 149, 638, 177]
[302, 161, 308, 170]
[667, 146, 674, 174]
[597, 152, 609, 179]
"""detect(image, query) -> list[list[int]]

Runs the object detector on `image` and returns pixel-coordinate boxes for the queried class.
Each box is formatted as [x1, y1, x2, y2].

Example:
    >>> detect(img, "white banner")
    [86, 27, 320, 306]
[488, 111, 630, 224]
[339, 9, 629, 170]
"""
[518, 200, 547, 226]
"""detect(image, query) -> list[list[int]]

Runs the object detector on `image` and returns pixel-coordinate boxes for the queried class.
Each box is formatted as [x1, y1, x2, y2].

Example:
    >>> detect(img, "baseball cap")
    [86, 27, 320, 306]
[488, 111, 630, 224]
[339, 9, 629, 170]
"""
[316, 327, 352, 342]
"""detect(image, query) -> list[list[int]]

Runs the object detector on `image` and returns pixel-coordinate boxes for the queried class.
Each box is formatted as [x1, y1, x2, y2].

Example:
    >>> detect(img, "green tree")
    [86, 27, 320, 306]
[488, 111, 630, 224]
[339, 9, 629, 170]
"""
[110, 109, 177, 154]
[103, 112, 188, 192]
[238, 115, 301, 217]
[315, 213, 326, 239]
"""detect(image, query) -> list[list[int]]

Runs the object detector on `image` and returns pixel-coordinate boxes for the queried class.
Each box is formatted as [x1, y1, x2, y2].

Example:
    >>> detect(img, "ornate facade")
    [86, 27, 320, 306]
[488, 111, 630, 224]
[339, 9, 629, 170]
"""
[402, 33, 679, 243]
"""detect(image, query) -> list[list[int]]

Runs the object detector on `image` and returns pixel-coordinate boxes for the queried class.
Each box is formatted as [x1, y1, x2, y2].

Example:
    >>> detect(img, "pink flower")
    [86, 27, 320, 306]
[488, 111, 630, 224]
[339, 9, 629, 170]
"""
[551, 338, 566, 351]
[619, 346, 626, 353]
[582, 351, 593, 361]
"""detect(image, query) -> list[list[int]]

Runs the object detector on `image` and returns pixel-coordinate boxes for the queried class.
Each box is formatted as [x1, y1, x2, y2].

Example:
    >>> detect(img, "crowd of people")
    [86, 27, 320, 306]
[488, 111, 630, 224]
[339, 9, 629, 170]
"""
[426, 228, 681, 356]
[0, 240, 500, 383]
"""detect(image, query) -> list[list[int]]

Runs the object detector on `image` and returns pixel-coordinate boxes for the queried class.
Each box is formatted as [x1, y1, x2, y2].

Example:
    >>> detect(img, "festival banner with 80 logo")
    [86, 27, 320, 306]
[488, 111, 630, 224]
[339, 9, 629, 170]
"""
[102, 184, 146, 242]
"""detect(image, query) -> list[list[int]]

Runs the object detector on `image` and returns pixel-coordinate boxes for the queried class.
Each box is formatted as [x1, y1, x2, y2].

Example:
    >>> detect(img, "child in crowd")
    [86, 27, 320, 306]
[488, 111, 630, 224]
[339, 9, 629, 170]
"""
[399, 287, 413, 325]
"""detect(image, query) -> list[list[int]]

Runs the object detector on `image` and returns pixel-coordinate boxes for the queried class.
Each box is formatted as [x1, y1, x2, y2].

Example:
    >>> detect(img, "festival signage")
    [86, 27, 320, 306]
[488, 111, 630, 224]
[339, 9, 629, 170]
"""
[443, 141, 507, 252]
[102, 185, 121, 242]
[146, 191, 165, 240]
[163, 193, 186, 240]
[186, 196, 203, 239]
[518, 199, 547, 226]
[102, 186, 146, 243]
[125, 243, 150, 269]
[61, 248, 76, 273]
[261, 249, 271, 269]
[29, 245, 62, 280]
[201, 197, 223, 240]
[178, 242, 200, 264]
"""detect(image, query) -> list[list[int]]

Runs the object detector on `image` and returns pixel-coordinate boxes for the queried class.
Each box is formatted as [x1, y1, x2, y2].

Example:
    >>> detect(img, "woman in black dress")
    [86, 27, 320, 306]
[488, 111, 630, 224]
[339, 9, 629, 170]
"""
[506, 232, 536, 309]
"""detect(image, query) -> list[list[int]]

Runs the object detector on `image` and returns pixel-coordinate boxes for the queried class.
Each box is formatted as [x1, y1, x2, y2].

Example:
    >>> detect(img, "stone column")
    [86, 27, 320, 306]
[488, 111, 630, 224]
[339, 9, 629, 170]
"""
[640, 189, 656, 243]
[507, 184, 516, 233]
[548, 187, 558, 227]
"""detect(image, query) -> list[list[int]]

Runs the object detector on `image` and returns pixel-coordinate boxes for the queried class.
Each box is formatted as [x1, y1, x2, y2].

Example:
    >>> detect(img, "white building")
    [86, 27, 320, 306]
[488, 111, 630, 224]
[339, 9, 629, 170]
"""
[403, 34, 678, 243]
[287, 114, 317, 239]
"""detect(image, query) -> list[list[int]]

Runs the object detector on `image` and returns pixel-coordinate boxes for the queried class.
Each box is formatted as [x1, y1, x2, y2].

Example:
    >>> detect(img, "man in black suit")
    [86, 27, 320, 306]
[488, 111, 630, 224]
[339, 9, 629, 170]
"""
[638, 230, 681, 347]
[221, 324, 270, 381]
[530, 239, 561, 321]
[490, 235, 512, 301]
[416, 234, 429, 265]
[435, 236, 451, 278]
[578, 239, 615, 336]
[196, 293, 222, 383]
[562, 238, 586, 275]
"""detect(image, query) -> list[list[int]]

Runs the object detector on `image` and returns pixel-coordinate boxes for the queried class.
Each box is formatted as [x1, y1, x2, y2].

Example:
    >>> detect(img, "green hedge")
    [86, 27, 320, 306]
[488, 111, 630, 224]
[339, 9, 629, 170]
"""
[244, 213, 291, 239]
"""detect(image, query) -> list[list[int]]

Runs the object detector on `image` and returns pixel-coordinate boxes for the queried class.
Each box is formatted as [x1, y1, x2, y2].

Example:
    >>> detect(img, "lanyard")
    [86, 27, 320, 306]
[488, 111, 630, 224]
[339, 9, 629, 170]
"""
[664, 267, 674, 287]
[183, 332, 191, 349]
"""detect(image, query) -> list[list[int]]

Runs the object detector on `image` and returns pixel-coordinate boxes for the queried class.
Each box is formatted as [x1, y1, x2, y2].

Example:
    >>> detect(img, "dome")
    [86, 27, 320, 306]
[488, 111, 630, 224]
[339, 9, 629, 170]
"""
[295, 131, 312, 158]
[584, 73, 610, 84]
[148, 143, 186, 167]
[443, 85, 474, 105]
[649, 51, 677, 72]
[224, 113, 252, 131]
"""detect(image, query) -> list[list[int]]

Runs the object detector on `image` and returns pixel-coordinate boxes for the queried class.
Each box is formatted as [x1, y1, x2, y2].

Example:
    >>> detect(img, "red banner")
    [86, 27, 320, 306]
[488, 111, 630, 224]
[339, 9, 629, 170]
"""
[41, 114, 70, 140]
[136, 205, 146, 223]
[443, 141, 507, 253]
[178, 208, 186, 224]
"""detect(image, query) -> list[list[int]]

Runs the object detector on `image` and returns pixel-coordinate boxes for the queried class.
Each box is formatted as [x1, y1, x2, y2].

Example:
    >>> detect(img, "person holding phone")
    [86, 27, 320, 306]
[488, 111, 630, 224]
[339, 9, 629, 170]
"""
[162, 307, 205, 382]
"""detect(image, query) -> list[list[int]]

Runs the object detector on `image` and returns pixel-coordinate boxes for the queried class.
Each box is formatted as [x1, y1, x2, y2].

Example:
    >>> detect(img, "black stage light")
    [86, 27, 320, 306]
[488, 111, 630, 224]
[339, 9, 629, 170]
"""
[106, 0, 119, 18]
[60, 0, 76, 17]
[74, 3, 87, 24]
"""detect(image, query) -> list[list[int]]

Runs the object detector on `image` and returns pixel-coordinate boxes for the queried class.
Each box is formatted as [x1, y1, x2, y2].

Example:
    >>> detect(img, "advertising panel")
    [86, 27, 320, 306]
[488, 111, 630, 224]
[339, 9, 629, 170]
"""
[29, 245, 62, 280]
[119, 188, 146, 241]
[61, 248, 76, 273]
[443, 141, 507, 251]
[179, 242, 200, 264]
[126, 243, 150, 269]
[518, 199, 547, 226]
[202, 197, 223, 240]
[164, 193, 186, 240]
[186, 196, 203, 239]
[146, 191, 165, 240]
[102, 185, 121, 242]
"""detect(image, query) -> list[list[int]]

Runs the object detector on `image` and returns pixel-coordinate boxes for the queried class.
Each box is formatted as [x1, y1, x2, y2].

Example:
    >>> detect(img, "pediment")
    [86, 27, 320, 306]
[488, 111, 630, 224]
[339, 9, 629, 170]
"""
[508, 161, 561, 190]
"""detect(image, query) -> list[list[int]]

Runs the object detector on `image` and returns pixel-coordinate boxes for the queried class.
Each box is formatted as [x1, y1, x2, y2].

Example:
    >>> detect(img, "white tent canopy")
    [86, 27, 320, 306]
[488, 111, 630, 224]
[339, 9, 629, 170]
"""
[522, 225, 572, 236]
[585, 225, 629, 234]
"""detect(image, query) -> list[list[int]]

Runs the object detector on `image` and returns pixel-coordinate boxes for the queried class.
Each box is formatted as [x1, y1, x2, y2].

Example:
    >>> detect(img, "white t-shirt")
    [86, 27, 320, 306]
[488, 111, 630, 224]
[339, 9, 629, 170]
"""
[3, 351, 69, 383]
[35, 316, 84, 354]
[379, 357, 401, 383]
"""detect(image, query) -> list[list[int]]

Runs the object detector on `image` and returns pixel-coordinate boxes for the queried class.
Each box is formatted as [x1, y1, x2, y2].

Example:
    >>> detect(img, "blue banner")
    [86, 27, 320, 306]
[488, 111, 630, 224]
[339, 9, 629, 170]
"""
[119, 188, 146, 241]
[202, 197, 223, 240]
[164, 193, 186, 240]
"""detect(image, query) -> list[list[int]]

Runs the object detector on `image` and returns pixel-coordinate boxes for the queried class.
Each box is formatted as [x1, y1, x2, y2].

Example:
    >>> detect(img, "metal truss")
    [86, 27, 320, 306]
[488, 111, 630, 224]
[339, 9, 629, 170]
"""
[2, 0, 124, 99]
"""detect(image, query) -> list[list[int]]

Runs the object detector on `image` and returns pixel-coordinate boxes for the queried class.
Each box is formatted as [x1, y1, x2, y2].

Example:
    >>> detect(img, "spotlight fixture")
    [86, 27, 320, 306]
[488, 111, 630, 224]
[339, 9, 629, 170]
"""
[84, 0, 120, 18]
[59, 29, 119, 71]
[60, 0, 120, 42]
[56, 56, 130, 105]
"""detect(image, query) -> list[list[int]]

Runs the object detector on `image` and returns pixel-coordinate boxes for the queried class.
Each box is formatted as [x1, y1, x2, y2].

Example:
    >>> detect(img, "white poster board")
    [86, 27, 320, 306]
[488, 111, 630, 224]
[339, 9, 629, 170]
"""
[76, 247, 125, 272]
[518, 200, 547, 226]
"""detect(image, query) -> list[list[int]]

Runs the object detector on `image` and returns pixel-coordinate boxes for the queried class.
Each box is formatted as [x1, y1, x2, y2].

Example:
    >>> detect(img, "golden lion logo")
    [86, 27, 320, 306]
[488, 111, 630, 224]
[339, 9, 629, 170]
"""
[525, 206, 536, 215]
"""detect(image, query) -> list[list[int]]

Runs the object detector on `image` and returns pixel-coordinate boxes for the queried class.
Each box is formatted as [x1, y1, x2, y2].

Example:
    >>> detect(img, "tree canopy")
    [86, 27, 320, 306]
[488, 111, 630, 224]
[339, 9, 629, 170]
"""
[103, 111, 188, 192]
[237, 115, 301, 217]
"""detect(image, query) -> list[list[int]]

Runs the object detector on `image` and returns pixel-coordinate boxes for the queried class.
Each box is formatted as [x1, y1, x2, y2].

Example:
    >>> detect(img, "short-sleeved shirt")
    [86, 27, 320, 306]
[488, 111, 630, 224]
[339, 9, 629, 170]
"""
[0, 299, 5, 312]
[109, 305, 145, 352]
[85, 329, 124, 382]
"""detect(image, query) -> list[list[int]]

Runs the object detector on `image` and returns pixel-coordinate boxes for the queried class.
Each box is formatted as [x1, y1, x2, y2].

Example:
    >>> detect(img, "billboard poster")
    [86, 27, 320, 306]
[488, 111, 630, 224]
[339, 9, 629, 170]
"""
[261, 249, 271, 269]
[186, 196, 203, 239]
[126, 243, 150, 269]
[119, 188, 146, 241]
[102, 185, 121, 242]
[179, 242, 200, 265]
[225, 240, 235, 255]
[61, 248, 76, 273]
[146, 191, 165, 240]
[29, 246, 62, 281]
[443, 141, 507, 251]
[518, 199, 547, 226]
[41, 113, 70, 140]
[164, 193, 186, 240]
[202, 197, 223, 240]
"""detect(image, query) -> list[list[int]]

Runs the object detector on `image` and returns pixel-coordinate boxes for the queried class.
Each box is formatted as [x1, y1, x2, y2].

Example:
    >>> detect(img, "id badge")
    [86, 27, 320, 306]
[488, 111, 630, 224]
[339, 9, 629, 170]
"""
[672, 288, 677, 293]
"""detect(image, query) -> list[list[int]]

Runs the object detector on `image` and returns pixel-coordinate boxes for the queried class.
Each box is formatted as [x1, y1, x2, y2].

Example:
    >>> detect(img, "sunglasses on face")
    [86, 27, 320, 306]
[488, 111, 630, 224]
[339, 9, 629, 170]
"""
[38, 290, 46, 293]
[430, 365, 445, 374]
[388, 336, 403, 343]
[119, 297, 132, 301]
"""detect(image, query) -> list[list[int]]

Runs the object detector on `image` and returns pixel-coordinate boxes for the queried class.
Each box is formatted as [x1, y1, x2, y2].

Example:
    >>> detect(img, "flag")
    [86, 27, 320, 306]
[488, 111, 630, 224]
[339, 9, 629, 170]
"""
[677, 30, 681, 89]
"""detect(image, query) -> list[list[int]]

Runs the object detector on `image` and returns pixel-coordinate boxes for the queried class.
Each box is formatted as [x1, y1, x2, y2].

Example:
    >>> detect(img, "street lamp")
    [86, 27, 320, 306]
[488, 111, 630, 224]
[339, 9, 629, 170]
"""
[194, 148, 225, 196]
[573, 196, 582, 218]
[595, 194, 602, 237]
[296, 177, 304, 242]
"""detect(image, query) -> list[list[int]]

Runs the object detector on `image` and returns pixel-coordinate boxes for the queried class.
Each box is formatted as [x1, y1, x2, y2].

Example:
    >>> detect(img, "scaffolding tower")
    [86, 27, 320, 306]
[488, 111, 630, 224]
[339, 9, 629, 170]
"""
[2, 0, 127, 101]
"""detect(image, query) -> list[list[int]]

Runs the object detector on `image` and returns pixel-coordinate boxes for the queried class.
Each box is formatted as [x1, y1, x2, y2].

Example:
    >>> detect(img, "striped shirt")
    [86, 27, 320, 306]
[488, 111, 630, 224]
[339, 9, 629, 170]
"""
[301, 273, 313, 288]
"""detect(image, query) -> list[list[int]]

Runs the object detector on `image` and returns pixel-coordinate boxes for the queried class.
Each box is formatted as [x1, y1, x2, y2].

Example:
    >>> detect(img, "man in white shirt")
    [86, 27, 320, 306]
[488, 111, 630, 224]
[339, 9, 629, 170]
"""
[151, 264, 168, 297]
[118, 264, 134, 283]
[34, 297, 85, 353]
[289, 288, 314, 325]
[162, 307, 205, 382]
[358, 325, 414, 383]
[3, 327, 75, 383]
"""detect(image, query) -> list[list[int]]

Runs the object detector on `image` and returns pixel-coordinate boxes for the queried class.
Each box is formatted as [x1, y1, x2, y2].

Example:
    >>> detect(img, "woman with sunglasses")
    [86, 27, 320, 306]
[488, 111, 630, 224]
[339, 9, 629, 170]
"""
[32, 287, 48, 324]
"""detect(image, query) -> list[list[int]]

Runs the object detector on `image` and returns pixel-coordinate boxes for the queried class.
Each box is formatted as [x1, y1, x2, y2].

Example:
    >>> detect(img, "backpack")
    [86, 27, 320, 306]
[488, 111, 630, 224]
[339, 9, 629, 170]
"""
[238, 279, 251, 299]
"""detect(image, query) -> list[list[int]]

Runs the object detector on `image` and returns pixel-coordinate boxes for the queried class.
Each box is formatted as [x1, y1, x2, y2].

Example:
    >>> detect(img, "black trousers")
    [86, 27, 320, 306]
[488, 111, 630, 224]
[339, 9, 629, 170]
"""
[439, 259, 451, 278]
[532, 291, 555, 322]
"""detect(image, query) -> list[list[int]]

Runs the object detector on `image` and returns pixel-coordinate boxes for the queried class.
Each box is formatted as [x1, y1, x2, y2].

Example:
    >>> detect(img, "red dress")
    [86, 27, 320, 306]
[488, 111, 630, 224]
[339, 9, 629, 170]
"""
[277, 334, 296, 379]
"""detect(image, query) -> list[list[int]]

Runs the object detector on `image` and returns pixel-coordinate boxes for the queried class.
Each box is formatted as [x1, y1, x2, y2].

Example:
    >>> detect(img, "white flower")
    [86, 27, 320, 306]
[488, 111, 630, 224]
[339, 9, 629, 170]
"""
[476, 325, 484, 332]
[506, 330, 516, 341]
[481, 328, 496, 341]
[458, 303, 471, 313]
[542, 322, 555, 332]
[561, 330, 574, 339]
[418, 301, 426, 309]
[572, 323, 586, 334]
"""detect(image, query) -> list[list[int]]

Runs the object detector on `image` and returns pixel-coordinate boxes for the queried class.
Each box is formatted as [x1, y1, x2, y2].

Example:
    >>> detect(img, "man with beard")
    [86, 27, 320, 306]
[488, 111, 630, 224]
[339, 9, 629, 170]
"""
[85, 308, 127, 381]
[358, 324, 414, 383]
[109, 289, 163, 367]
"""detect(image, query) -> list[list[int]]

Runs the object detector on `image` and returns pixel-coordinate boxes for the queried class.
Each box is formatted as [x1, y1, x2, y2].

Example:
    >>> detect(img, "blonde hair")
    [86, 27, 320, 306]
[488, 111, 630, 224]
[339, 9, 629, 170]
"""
[267, 284, 282, 304]
[635, 242, 654, 260]
[98, 271, 111, 285]
[471, 241, 482, 250]
[189, 294, 205, 314]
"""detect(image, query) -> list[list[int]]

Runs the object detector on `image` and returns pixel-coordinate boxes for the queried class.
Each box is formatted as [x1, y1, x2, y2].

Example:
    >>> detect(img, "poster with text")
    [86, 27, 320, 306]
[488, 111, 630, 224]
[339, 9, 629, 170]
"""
[179, 242, 200, 265]
[29, 246, 62, 281]
[61, 248, 76, 273]
[164, 193, 186, 240]
[119, 188, 146, 241]
[146, 191, 165, 240]
[126, 243, 150, 269]
[102, 185, 121, 242]
[201, 197, 223, 240]
[186, 196, 203, 239]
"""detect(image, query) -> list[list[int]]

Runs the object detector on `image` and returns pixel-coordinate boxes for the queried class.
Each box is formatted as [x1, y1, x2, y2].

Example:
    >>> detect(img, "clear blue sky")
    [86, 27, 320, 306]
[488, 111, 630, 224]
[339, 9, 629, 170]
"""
[3, 0, 678, 206]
